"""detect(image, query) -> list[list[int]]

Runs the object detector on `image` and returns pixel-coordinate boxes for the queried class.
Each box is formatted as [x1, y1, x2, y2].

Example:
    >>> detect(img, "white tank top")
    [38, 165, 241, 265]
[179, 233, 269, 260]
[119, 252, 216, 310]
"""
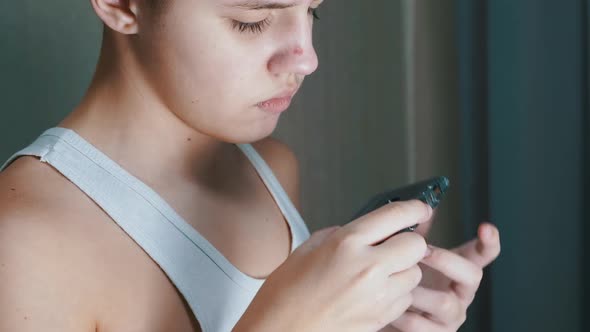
[0, 127, 311, 332]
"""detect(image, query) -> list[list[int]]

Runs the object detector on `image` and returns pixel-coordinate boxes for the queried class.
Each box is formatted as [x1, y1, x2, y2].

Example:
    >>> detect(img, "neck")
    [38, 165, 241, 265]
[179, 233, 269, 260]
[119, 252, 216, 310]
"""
[59, 30, 239, 189]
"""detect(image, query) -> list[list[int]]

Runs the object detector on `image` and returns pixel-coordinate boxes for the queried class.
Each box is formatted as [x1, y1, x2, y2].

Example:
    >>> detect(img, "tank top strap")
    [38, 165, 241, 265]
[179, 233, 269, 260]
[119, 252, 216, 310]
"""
[236, 143, 311, 248]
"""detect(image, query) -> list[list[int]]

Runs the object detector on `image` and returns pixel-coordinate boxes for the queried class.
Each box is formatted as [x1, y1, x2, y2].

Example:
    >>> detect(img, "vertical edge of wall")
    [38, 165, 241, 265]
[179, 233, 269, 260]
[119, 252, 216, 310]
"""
[583, 0, 590, 327]
[402, 0, 417, 183]
[488, 1, 584, 331]
[456, 0, 492, 331]
[410, 0, 463, 248]
[274, 0, 407, 230]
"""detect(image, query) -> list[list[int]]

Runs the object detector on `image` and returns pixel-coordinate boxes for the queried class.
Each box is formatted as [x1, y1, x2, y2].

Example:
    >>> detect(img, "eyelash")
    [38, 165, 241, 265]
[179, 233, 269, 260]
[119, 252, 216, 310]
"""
[232, 8, 320, 34]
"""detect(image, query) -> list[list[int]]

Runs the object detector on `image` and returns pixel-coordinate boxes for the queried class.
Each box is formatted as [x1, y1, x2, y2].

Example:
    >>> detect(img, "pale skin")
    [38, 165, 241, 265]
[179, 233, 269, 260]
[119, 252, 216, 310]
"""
[0, 0, 501, 331]
[380, 220, 501, 332]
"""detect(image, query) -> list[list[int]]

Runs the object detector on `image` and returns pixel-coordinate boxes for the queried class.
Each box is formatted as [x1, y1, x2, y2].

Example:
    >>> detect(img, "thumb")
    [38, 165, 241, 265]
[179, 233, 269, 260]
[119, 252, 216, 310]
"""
[454, 222, 501, 268]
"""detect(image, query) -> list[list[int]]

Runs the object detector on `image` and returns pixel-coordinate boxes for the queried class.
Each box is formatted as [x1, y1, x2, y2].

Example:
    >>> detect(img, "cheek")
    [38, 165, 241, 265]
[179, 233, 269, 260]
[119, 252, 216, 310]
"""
[159, 25, 267, 110]
[136, 11, 281, 141]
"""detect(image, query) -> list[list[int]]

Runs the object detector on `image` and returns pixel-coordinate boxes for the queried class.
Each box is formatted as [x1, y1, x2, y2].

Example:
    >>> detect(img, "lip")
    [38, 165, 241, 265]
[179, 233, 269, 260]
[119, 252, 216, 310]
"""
[256, 89, 298, 114]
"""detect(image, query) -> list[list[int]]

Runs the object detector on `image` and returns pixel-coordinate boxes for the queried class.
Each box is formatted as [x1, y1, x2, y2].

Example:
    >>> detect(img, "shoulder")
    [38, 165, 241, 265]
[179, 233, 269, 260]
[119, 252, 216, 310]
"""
[0, 160, 98, 331]
[251, 137, 301, 210]
[251, 136, 299, 177]
[0, 208, 98, 331]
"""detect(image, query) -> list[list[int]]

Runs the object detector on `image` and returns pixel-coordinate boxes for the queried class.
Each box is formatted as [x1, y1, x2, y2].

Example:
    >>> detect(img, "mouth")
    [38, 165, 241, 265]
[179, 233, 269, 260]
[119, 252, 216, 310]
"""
[256, 87, 299, 114]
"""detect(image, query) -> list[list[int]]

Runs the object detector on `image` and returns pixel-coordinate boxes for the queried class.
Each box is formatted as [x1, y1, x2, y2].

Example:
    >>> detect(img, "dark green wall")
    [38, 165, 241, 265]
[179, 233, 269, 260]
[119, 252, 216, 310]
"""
[0, 1, 100, 160]
[584, 0, 590, 326]
[0, 2, 409, 234]
[459, 0, 587, 331]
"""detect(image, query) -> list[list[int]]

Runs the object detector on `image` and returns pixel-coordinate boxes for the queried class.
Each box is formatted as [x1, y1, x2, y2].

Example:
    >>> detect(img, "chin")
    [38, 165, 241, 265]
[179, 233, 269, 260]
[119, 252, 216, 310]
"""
[199, 125, 276, 145]
[230, 118, 280, 144]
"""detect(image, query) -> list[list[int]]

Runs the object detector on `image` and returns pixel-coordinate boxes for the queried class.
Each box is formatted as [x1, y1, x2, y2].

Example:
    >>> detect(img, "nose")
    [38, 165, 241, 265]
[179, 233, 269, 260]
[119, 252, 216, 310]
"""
[267, 18, 319, 77]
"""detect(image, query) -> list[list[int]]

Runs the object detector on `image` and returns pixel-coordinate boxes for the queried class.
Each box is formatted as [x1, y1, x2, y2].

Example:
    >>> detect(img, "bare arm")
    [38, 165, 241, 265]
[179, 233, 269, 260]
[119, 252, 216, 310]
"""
[0, 215, 96, 332]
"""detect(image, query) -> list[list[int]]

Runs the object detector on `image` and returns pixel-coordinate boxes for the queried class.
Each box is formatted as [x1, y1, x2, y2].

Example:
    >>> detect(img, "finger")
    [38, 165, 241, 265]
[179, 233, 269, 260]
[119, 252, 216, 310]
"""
[376, 232, 428, 274]
[387, 265, 423, 298]
[414, 208, 439, 237]
[410, 286, 463, 325]
[420, 246, 483, 301]
[390, 311, 446, 332]
[382, 293, 414, 328]
[345, 199, 432, 246]
[454, 222, 501, 268]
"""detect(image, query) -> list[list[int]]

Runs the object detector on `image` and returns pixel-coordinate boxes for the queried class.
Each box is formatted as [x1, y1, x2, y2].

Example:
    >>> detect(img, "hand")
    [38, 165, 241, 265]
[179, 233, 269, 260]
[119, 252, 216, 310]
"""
[234, 200, 433, 332]
[387, 222, 501, 332]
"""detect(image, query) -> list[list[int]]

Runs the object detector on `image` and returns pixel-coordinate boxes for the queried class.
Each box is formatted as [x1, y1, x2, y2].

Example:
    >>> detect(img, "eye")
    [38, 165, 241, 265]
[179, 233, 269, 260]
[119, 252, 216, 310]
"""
[232, 7, 320, 35]
[232, 17, 272, 34]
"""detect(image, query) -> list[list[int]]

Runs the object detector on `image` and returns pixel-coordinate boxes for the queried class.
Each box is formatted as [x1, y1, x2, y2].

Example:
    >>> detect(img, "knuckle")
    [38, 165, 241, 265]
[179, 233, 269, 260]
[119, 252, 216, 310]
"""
[334, 231, 360, 251]
[458, 312, 468, 326]
[430, 249, 449, 268]
[396, 265, 422, 289]
[388, 293, 413, 323]
[439, 295, 460, 319]
[403, 313, 423, 331]
[399, 232, 427, 253]
[410, 265, 423, 286]
[473, 268, 484, 285]
[356, 263, 382, 282]
[411, 233, 428, 252]
[327, 232, 362, 263]
[402, 292, 414, 308]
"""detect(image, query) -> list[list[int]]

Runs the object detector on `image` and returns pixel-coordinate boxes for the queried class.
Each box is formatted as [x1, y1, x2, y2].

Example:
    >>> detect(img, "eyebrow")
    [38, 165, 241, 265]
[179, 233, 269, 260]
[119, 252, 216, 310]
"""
[228, 0, 319, 10]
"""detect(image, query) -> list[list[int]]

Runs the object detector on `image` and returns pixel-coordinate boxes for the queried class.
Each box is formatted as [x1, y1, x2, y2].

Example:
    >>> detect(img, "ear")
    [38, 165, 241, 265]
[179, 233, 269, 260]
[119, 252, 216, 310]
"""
[90, 0, 140, 34]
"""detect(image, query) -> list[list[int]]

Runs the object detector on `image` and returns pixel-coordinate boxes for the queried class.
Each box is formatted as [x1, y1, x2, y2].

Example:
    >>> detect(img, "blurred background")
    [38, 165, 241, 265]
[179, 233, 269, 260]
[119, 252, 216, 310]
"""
[0, 0, 587, 331]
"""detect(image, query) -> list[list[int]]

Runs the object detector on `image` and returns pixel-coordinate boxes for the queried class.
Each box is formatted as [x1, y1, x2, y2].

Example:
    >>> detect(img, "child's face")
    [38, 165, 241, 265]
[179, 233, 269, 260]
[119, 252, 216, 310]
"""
[131, 0, 322, 143]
